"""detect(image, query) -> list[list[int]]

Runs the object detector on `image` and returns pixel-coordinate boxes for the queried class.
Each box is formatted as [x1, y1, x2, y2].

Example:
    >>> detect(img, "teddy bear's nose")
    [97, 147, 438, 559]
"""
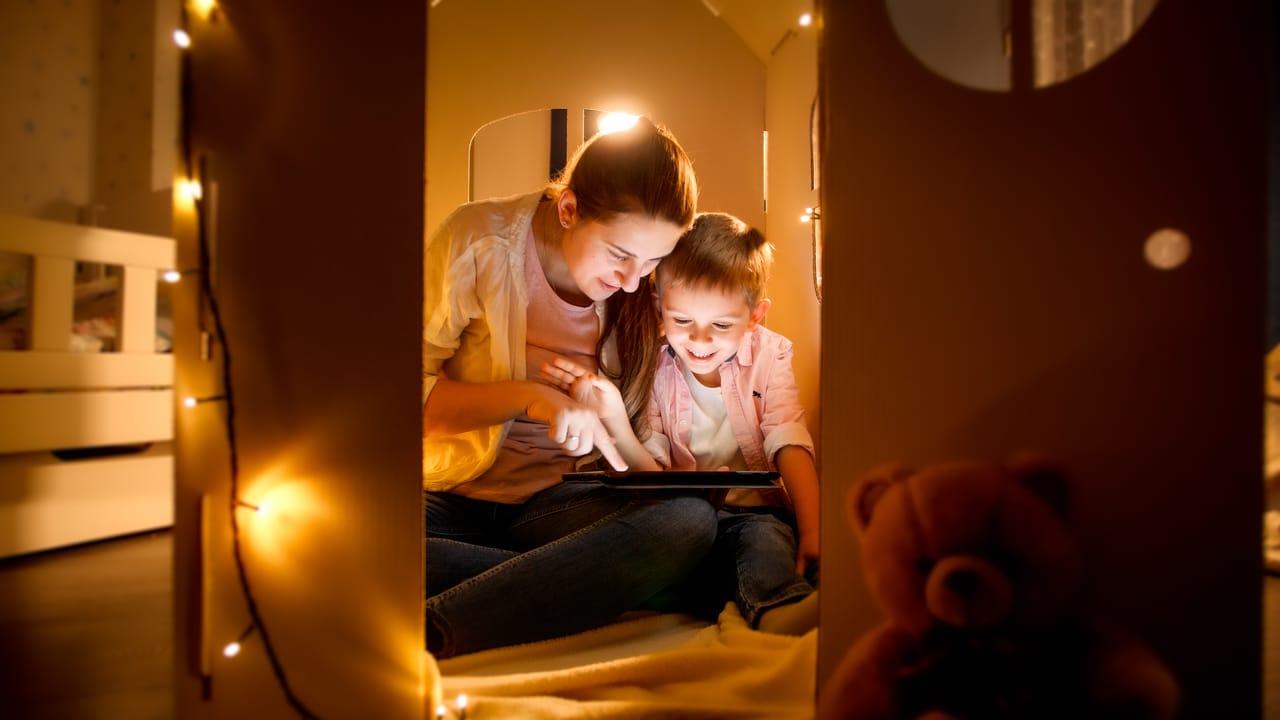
[945, 569, 981, 596]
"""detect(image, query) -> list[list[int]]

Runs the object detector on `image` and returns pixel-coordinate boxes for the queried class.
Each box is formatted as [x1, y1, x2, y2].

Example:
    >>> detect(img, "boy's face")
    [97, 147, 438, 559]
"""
[659, 281, 769, 387]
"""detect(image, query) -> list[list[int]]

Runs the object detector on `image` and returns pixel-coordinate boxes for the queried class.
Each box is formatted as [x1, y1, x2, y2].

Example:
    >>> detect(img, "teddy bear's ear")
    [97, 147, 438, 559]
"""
[848, 463, 913, 536]
[1008, 452, 1070, 519]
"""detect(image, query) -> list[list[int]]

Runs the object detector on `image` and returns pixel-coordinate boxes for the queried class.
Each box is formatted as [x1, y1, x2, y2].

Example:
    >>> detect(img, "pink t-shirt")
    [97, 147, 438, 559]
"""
[455, 230, 599, 503]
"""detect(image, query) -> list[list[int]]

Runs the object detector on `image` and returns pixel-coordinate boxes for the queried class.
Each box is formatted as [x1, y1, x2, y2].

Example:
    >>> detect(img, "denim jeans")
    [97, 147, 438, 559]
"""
[668, 506, 817, 628]
[425, 482, 718, 657]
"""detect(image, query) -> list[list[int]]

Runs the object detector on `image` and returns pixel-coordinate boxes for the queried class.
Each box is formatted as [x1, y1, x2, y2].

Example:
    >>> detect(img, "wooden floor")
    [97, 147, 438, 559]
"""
[0, 530, 1276, 718]
[0, 530, 172, 720]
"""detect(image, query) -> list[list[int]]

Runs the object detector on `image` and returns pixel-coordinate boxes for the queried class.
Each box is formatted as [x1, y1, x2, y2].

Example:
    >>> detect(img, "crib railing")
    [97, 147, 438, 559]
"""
[0, 213, 176, 556]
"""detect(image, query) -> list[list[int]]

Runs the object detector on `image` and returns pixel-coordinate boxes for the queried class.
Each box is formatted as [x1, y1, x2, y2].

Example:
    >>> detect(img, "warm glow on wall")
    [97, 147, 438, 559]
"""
[233, 473, 332, 570]
[188, 0, 218, 22]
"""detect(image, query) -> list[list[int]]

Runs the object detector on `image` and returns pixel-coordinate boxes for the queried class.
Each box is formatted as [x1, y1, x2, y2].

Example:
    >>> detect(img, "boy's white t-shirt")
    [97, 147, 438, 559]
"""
[683, 365, 769, 507]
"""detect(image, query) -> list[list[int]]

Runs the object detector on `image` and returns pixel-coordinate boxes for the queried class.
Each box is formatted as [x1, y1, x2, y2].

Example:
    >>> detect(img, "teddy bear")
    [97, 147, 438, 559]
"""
[817, 458, 1180, 720]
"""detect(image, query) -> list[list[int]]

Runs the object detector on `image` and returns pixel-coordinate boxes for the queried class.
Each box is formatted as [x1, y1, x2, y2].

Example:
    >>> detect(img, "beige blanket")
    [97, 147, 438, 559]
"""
[430, 604, 817, 719]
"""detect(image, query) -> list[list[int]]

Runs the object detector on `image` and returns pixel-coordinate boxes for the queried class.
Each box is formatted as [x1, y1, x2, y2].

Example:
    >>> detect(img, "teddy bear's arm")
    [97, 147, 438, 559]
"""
[818, 623, 921, 720]
[1087, 623, 1180, 720]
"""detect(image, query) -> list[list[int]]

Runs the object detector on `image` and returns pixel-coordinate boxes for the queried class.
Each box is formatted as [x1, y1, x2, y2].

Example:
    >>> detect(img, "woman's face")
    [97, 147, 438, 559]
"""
[562, 212, 683, 302]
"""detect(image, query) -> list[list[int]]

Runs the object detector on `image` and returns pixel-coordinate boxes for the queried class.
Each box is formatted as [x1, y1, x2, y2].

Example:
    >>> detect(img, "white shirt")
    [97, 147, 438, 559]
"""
[422, 191, 608, 492]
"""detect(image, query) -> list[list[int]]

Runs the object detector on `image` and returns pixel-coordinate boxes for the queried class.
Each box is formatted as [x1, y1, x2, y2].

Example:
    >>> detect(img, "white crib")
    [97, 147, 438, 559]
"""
[0, 214, 175, 558]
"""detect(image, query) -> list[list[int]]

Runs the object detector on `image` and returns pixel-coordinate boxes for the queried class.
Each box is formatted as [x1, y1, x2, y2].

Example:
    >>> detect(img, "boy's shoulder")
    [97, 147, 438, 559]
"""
[751, 323, 793, 345]
[743, 324, 794, 358]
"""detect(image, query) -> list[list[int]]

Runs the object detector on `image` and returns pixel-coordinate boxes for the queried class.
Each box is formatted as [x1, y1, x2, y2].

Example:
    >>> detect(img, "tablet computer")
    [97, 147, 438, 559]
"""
[562, 469, 781, 489]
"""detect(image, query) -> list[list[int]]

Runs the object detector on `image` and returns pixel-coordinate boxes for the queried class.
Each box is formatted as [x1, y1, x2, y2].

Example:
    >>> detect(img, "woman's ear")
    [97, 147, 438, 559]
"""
[557, 189, 578, 227]
[749, 298, 772, 328]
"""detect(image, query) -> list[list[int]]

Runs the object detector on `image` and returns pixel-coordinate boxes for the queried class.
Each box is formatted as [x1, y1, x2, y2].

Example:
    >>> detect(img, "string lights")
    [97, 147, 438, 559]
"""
[182, 393, 225, 408]
[176, 2, 320, 717]
[235, 498, 271, 515]
[222, 623, 257, 658]
[433, 693, 468, 720]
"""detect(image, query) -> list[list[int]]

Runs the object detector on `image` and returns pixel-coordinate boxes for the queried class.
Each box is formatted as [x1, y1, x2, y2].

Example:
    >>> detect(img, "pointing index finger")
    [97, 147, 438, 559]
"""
[593, 422, 628, 472]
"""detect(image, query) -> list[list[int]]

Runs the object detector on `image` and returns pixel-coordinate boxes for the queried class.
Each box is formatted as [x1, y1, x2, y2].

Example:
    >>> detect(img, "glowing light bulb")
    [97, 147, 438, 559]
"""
[173, 29, 191, 48]
[223, 623, 255, 658]
[183, 394, 225, 409]
[163, 270, 182, 283]
[799, 13, 813, 27]
[597, 113, 639, 135]
[179, 178, 203, 202]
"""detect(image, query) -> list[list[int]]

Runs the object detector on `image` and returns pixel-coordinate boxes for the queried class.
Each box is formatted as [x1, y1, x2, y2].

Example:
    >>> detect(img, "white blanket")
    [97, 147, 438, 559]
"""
[430, 604, 817, 719]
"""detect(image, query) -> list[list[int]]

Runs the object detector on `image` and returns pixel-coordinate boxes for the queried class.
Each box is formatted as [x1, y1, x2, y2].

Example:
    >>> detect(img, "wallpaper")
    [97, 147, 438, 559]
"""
[0, 0, 171, 234]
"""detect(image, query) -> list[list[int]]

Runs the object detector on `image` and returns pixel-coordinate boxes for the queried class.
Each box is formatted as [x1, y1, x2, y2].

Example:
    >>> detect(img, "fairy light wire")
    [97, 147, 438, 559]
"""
[179, 5, 319, 718]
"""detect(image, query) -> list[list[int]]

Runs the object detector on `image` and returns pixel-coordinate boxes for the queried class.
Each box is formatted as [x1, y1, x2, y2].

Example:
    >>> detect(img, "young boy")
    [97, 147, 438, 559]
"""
[545, 212, 820, 634]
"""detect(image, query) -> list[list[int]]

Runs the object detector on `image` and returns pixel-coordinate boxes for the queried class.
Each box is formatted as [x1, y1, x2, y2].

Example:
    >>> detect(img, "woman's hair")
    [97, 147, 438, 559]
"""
[548, 118, 698, 438]
[546, 117, 698, 228]
[657, 212, 773, 307]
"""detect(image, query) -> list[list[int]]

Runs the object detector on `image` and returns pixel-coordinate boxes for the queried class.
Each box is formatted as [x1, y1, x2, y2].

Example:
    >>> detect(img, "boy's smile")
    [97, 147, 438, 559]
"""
[659, 282, 769, 387]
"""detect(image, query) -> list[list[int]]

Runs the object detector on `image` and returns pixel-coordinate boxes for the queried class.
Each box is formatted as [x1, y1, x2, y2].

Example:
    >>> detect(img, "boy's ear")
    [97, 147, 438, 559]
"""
[749, 298, 771, 327]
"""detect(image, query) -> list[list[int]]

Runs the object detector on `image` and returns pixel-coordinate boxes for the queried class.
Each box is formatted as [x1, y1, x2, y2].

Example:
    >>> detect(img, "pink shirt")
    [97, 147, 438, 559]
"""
[456, 226, 600, 503]
[642, 325, 815, 505]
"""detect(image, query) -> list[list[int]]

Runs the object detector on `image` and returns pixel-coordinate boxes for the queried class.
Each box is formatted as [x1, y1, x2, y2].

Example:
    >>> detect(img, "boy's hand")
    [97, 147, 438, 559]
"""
[796, 531, 820, 576]
[541, 358, 628, 424]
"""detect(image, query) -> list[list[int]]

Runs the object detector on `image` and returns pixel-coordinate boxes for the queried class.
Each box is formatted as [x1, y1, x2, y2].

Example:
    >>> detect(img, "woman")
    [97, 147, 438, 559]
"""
[423, 118, 717, 657]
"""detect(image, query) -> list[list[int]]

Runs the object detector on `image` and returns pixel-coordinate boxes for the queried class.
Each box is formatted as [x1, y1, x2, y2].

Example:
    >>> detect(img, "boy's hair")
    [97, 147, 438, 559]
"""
[657, 212, 772, 307]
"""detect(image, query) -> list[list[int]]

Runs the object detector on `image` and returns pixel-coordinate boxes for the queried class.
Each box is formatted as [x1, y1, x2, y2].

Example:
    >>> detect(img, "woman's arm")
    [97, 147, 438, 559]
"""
[422, 376, 546, 435]
[424, 375, 627, 470]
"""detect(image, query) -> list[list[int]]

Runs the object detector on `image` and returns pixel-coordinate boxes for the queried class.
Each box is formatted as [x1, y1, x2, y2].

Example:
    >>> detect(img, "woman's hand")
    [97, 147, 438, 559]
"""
[524, 382, 627, 472]
[540, 357, 628, 424]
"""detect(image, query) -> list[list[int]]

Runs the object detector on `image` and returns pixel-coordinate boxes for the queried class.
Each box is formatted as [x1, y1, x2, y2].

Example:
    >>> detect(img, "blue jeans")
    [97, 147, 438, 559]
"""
[425, 482, 718, 657]
[669, 506, 817, 627]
